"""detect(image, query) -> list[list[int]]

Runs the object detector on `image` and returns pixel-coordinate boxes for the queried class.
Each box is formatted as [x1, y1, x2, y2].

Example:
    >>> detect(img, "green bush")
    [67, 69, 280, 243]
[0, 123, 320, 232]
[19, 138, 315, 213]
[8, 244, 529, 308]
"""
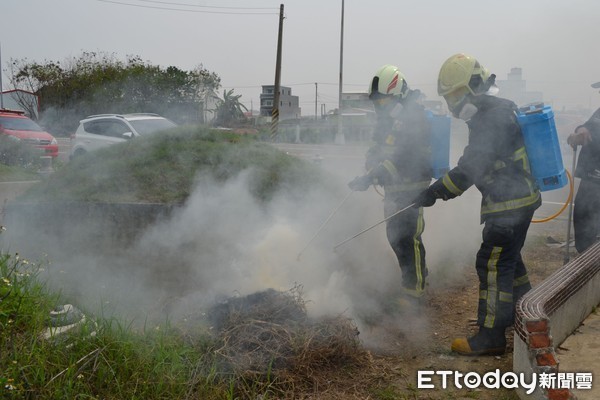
[0, 135, 44, 169]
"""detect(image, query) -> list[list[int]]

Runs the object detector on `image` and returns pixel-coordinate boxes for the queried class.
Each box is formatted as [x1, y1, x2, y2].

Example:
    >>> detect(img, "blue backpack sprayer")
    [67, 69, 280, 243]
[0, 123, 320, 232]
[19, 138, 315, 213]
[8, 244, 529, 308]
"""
[516, 102, 575, 262]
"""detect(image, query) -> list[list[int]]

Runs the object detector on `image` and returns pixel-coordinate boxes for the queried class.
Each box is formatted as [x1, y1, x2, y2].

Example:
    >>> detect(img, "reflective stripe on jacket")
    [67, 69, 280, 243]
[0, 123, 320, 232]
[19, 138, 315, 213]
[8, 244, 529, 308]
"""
[431, 95, 541, 221]
[366, 99, 433, 199]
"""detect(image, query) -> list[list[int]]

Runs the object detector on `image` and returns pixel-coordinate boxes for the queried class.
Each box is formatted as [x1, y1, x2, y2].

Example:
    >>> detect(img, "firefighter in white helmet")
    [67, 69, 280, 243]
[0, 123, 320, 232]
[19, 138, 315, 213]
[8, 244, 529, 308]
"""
[348, 65, 433, 311]
[413, 54, 541, 356]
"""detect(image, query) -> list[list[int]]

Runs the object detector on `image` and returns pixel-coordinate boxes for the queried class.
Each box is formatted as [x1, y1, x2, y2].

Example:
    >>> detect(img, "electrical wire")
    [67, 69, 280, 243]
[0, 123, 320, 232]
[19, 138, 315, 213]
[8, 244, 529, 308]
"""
[95, 0, 279, 14]
[133, 0, 277, 9]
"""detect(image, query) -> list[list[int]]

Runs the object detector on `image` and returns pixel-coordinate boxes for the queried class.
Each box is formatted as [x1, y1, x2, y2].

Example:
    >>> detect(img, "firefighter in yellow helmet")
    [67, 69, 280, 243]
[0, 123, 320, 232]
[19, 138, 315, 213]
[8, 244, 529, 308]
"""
[348, 65, 433, 310]
[413, 54, 541, 356]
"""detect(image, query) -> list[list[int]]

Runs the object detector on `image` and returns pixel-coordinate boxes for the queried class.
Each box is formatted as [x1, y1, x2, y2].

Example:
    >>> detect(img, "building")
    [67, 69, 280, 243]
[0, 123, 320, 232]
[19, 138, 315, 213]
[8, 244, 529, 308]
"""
[259, 85, 301, 120]
[495, 67, 543, 107]
[340, 91, 373, 114]
[1, 89, 40, 119]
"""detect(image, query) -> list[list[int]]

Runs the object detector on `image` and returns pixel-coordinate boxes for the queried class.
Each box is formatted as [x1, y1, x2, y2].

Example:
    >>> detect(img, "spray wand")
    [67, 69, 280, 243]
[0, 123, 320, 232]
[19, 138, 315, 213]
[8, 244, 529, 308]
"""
[297, 190, 354, 261]
[564, 146, 578, 264]
[333, 203, 415, 251]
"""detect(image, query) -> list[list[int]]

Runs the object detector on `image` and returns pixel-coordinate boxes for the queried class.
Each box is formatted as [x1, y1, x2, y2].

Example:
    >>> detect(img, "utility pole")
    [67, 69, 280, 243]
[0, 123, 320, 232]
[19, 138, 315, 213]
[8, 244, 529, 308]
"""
[0, 42, 4, 109]
[335, 0, 345, 145]
[270, 4, 284, 140]
[315, 82, 318, 120]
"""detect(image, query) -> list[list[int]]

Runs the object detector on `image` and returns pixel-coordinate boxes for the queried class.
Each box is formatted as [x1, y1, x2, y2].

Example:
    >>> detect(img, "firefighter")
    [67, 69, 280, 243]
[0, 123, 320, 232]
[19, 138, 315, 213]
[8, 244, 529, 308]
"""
[413, 54, 541, 356]
[567, 89, 600, 253]
[348, 65, 433, 310]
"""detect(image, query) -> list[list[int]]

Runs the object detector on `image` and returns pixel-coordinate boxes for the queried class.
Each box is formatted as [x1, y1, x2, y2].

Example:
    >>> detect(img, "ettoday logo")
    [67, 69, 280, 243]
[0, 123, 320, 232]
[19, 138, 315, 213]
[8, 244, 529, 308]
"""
[418, 369, 537, 394]
[418, 370, 593, 394]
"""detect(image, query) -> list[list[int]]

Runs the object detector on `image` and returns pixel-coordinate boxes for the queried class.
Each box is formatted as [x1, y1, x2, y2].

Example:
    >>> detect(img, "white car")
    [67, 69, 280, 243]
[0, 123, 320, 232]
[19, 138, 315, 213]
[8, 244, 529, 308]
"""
[70, 113, 177, 158]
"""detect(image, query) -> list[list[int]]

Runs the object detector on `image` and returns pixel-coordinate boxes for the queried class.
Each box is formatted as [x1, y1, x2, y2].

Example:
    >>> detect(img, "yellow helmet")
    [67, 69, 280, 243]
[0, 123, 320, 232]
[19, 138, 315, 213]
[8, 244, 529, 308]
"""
[369, 64, 410, 101]
[437, 54, 492, 114]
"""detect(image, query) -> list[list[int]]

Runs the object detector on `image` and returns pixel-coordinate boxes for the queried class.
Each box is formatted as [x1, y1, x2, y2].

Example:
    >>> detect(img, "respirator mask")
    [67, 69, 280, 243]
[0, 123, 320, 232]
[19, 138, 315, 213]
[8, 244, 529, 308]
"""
[455, 84, 499, 121]
[457, 102, 478, 121]
[373, 95, 403, 119]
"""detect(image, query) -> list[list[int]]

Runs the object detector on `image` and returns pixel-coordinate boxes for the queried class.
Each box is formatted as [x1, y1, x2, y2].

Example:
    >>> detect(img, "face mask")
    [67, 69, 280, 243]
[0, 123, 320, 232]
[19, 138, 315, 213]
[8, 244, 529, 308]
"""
[486, 85, 500, 97]
[458, 103, 478, 121]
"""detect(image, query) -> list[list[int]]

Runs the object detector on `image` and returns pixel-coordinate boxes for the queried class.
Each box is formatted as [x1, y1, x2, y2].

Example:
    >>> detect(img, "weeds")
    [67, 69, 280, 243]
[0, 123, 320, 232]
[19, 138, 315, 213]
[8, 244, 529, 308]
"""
[0, 253, 375, 399]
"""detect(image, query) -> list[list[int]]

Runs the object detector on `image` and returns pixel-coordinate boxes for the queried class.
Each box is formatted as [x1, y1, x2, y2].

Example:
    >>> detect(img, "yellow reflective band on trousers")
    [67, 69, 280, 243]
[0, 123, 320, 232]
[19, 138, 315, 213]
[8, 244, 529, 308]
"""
[483, 246, 502, 328]
[513, 273, 530, 287]
[479, 290, 512, 303]
[413, 207, 425, 295]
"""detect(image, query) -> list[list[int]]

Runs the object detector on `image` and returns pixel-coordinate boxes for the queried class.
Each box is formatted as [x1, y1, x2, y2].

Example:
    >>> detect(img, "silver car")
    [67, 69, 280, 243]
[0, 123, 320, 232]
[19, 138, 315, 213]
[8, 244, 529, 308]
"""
[70, 113, 177, 158]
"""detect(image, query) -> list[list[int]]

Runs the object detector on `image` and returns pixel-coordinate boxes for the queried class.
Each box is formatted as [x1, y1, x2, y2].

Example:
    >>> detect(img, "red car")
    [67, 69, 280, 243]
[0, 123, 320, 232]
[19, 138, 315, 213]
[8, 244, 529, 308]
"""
[0, 109, 59, 158]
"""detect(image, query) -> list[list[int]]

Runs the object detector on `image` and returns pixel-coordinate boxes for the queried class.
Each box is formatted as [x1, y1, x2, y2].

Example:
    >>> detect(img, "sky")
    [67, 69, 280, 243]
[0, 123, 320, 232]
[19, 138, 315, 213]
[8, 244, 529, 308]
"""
[2, 0, 600, 116]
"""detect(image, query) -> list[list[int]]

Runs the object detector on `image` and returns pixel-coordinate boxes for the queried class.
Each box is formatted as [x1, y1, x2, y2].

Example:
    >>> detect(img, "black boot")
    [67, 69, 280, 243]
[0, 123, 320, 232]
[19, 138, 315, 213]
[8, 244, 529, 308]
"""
[451, 327, 507, 356]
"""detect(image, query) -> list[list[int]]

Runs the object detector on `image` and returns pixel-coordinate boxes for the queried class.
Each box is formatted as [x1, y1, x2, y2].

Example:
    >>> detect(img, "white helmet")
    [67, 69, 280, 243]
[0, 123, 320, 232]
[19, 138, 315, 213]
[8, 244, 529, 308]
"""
[369, 65, 410, 101]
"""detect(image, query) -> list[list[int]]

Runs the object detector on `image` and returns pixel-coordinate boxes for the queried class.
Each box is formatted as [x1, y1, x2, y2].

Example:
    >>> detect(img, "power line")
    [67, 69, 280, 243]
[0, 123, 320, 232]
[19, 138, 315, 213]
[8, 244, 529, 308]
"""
[95, 0, 279, 14]
[134, 0, 277, 10]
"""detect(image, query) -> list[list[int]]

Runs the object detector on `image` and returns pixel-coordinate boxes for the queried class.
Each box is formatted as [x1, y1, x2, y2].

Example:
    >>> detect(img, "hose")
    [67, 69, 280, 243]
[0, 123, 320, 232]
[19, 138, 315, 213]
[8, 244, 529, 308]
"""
[531, 169, 574, 224]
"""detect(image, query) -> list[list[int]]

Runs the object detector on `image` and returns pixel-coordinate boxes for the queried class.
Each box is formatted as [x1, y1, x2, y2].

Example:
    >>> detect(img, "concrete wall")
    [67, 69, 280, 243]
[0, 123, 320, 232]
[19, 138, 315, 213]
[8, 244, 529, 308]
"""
[514, 241, 600, 400]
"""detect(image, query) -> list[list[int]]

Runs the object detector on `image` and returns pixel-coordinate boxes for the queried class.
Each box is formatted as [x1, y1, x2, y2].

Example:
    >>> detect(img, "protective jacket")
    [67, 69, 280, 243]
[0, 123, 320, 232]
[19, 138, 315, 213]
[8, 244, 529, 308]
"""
[430, 95, 541, 222]
[573, 107, 600, 252]
[366, 95, 433, 202]
[574, 107, 600, 182]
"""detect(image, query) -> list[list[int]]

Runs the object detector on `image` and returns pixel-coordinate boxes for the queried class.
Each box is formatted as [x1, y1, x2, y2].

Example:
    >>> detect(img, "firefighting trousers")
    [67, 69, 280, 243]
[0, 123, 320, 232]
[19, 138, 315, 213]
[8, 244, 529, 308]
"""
[384, 200, 427, 297]
[475, 212, 534, 329]
[573, 179, 600, 253]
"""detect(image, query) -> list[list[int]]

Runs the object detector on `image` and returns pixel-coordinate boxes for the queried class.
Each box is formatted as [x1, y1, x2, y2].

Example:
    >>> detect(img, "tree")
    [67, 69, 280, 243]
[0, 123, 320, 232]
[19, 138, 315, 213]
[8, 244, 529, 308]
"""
[213, 89, 248, 128]
[6, 52, 221, 135]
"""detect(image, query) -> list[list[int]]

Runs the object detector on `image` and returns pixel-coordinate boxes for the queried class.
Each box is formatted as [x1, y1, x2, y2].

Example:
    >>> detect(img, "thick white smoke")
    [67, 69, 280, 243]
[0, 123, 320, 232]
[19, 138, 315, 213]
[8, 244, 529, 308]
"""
[32, 125, 483, 351]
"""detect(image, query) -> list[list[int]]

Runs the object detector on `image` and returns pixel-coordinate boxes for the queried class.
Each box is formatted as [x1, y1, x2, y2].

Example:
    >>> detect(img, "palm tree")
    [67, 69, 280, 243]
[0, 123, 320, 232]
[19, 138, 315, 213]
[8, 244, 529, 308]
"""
[213, 89, 248, 127]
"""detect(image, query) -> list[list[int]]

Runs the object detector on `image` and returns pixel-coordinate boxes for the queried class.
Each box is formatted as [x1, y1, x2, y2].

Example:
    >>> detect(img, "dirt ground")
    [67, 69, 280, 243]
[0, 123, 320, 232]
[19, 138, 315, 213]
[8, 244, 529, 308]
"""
[302, 232, 569, 400]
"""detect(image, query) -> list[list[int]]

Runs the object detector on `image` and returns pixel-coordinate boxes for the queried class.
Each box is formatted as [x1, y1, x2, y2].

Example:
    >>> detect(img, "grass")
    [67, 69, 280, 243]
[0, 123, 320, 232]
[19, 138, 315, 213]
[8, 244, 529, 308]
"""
[0, 251, 266, 399]
[0, 126, 365, 399]
[0, 163, 41, 182]
[18, 125, 332, 204]
[0, 251, 376, 399]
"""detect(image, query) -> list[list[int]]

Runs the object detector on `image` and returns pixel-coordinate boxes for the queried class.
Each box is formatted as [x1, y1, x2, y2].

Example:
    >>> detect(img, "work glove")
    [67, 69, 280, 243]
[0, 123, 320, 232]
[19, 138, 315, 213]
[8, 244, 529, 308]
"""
[412, 187, 437, 208]
[567, 127, 592, 149]
[348, 175, 372, 191]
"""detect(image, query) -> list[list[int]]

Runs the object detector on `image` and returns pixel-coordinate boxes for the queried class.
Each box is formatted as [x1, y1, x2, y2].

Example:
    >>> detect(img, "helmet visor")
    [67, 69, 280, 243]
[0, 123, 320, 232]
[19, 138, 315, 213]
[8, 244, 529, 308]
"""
[444, 86, 470, 112]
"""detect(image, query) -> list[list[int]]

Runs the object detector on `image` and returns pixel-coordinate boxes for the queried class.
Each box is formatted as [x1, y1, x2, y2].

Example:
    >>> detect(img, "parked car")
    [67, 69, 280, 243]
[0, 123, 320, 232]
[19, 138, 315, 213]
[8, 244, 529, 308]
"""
[70, 113, 177, 159]
[0, 109, 59, 158]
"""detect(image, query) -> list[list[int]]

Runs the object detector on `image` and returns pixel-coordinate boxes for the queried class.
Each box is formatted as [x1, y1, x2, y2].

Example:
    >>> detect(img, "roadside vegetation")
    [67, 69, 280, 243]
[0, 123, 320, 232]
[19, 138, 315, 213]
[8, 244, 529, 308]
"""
[19, 125, 330, 204]
[1, 126, 377, 399]
[0, 136, 46, 181]
[0, 251, 234, 399]
[0, 249, 376, 399]
[7, 51, 254, 137]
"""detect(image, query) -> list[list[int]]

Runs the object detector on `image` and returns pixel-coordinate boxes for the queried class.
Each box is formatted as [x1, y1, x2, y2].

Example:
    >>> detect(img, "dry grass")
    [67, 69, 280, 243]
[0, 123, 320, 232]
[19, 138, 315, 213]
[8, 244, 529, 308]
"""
[206, 286, 375, 399]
